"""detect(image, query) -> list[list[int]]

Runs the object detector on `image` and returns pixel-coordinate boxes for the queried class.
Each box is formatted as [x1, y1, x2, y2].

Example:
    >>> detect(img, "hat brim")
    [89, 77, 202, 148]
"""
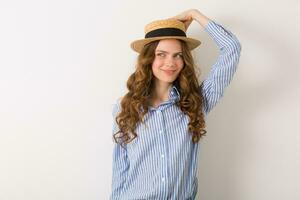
[130, 36, 201, 53]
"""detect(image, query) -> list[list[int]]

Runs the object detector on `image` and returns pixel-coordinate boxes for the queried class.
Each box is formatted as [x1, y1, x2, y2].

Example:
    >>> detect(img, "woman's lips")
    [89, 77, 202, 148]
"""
[162, 69, 176, 75]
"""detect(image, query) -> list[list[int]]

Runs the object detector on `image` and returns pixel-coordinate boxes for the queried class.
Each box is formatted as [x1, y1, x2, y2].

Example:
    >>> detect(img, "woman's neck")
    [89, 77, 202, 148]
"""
[150, 81, 172, 107]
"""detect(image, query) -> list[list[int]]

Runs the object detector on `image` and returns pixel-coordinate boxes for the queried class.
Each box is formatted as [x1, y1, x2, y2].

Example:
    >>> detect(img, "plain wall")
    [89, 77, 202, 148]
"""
[0, 0, 299, 199]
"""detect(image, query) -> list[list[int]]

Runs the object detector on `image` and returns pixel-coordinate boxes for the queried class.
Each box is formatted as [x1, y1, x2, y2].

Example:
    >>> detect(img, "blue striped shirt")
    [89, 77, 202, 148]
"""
[110, 20, 242, 200]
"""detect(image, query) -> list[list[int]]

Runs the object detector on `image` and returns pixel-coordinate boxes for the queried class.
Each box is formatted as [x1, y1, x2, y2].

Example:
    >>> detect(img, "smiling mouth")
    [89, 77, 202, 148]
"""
[162, 69, 176, 75]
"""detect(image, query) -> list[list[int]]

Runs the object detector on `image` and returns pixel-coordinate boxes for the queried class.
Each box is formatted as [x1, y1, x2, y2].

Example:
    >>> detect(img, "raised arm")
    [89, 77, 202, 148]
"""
[173, 9, 242, 115]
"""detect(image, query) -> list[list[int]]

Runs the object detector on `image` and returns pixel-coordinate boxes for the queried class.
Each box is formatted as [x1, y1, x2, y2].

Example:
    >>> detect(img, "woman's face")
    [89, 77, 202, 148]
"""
[151, 39, 184, 85]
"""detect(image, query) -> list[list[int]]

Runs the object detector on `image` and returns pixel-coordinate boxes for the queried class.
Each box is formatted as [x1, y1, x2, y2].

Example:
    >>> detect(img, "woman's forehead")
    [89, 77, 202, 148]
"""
[156, 39, 183, 52]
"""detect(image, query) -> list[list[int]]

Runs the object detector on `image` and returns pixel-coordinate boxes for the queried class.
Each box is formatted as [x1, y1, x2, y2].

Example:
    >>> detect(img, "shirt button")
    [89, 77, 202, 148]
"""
[161, 154, 164, 158]
[162, 177, 165, 182]
[159, 130, 163, 134]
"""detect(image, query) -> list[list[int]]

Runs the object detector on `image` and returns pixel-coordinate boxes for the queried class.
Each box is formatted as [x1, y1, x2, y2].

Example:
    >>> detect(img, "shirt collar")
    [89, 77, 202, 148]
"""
[145, 84, 181, 112]
[168, 84, 181, 102]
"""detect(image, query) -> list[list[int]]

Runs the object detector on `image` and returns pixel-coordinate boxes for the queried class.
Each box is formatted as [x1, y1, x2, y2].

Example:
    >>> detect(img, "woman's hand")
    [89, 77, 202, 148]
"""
[170, 9, 210, 29]
[170, 9, 198, 30]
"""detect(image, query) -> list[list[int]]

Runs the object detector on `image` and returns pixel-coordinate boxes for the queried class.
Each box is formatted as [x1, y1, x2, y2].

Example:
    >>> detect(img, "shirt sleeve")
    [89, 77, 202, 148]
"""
[200, 20, 242, 115]
[110, 101, 130, 200]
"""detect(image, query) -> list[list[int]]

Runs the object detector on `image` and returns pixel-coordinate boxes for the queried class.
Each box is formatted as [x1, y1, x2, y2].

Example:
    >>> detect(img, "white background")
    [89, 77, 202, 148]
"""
[0, 0, 300, 199]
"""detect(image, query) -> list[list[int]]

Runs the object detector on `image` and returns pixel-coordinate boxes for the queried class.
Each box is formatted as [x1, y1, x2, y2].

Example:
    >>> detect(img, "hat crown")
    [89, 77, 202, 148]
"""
[130, 18, 201, 53]
[144, 19, 186, 34]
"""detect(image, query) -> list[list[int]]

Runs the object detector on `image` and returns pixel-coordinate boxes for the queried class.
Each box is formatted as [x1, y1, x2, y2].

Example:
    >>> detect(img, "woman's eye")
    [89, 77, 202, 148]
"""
[156, 53, 182, 58]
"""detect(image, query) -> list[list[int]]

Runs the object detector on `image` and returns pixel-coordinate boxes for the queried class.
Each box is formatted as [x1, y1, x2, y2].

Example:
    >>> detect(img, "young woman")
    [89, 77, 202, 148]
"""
[110, 9, 242, 200]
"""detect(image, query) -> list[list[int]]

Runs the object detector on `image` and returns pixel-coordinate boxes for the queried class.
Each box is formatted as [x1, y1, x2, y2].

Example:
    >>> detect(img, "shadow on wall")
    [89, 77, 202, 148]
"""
[195, 18, 299, 199]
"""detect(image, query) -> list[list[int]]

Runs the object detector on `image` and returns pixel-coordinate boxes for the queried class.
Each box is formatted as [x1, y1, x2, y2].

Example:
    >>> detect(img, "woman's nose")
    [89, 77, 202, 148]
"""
[165, 57, 175, 67]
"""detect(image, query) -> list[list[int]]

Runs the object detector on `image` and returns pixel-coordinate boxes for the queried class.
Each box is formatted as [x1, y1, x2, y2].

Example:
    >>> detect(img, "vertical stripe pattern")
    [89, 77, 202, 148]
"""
[110, 20, 242, 200]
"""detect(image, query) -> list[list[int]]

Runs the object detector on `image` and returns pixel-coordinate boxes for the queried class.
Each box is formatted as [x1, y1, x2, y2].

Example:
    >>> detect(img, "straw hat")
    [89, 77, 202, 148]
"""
[130, 18, 201, 53]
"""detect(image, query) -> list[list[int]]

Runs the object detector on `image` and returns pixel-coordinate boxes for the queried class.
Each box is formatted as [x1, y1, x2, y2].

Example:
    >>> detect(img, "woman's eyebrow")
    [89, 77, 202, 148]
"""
[155, 50, 183, 54]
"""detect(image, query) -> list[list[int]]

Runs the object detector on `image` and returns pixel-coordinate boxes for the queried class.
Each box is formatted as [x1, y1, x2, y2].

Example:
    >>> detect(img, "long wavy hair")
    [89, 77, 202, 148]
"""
[114, 39, 207, 147]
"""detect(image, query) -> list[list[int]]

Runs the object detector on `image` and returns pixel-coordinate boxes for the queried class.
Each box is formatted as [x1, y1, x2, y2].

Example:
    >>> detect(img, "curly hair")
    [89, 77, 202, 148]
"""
[113, 39, 207, 148]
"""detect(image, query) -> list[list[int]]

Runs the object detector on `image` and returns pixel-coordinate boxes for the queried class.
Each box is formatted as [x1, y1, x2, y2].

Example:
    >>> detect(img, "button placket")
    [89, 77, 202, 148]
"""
[157, 110, 164, 134]
[156, 109, 168, 185]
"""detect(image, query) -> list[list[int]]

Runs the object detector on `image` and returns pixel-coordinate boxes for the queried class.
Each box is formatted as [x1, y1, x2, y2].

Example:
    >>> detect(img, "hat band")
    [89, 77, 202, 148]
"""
[145, 28, 186, 38]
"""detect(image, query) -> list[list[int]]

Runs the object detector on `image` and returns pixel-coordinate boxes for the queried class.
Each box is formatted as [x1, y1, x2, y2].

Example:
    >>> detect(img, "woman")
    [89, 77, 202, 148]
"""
[110, 9, 242, 200]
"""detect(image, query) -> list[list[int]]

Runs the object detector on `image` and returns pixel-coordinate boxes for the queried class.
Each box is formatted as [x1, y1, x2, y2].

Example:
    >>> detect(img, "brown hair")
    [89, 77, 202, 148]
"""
[113, 39, 207, 147]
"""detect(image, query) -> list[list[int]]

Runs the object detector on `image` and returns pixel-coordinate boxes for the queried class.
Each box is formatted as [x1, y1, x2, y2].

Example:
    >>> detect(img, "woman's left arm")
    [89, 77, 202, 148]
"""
[199, 20, 242, 114]
[172, 9, 242, 115]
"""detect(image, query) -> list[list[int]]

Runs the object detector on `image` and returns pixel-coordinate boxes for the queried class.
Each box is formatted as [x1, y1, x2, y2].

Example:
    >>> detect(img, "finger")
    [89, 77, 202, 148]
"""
[171, 13, 187, 21]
